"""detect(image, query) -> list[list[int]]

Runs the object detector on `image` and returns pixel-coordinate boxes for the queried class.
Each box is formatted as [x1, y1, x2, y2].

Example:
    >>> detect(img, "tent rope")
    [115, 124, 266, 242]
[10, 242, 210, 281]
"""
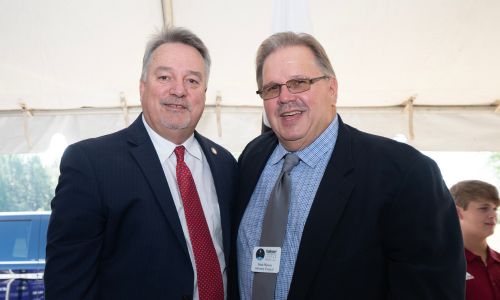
[120, 92, 130, 127]
[19, 102, 33, 151]
[404, 97, 415, 140]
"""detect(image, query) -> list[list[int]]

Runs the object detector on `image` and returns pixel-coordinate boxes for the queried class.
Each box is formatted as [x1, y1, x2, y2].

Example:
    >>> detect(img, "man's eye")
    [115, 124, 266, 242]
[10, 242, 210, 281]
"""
[158, 76, 170, 81]
[186, 78, 200, 85]
[290, 79, 308, 87]
[264, 85, 280, 93]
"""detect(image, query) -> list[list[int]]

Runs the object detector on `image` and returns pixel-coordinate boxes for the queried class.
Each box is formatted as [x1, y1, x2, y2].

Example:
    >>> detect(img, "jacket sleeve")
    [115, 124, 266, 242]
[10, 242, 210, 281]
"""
[44, 143, 105, 299]
[382, 155, 466, 299]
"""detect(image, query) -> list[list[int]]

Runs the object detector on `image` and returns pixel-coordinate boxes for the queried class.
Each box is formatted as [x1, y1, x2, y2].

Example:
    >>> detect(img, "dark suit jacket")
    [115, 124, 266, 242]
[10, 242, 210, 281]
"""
[45, 114, 238, 300]
[230, 116, 465, 299]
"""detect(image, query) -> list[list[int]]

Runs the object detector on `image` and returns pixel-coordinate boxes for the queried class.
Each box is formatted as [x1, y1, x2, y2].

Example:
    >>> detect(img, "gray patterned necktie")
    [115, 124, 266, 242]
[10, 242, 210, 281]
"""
[252, 152, 300, 300]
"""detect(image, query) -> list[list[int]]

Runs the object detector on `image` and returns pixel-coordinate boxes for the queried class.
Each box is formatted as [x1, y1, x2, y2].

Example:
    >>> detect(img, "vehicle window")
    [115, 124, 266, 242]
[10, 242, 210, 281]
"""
[39, 217, 49, 260]
[0, 220, 33, 261]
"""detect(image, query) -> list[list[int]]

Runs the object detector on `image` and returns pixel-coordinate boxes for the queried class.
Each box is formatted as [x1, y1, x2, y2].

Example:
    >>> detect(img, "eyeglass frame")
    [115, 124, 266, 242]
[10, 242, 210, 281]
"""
[256, 75, 330, 100]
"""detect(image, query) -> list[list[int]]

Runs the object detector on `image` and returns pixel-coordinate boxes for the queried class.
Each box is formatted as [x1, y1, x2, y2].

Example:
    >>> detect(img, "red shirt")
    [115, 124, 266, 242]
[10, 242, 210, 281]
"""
[465, 247, 500, 300]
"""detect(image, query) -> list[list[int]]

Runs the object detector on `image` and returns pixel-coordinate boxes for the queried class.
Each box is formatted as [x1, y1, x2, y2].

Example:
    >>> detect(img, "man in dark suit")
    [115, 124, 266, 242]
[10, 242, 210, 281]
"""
[231, 32, 465, 299]
[45, 27, 237, 299]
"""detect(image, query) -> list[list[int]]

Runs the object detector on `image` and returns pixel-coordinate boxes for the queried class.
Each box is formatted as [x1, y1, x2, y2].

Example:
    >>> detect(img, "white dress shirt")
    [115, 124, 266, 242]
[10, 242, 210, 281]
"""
[143, 117, 226, 300]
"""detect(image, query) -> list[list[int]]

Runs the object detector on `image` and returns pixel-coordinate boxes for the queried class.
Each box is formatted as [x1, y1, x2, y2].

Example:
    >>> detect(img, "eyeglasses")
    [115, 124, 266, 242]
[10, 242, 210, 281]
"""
[256, 75, 330, 100]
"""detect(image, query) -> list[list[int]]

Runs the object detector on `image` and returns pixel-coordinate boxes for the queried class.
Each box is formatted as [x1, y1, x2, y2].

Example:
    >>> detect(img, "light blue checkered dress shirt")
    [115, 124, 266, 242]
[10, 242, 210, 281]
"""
[237, 116, 339, 300]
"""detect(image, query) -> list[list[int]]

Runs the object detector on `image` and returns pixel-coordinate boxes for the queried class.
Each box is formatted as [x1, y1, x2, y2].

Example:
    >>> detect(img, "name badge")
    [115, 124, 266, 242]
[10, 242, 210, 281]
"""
[251, 246, 281, 273]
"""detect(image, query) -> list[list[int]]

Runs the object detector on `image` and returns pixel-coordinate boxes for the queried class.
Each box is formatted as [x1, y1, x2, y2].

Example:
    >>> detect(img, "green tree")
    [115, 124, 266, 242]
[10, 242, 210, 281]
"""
[0, 155, 54, 211]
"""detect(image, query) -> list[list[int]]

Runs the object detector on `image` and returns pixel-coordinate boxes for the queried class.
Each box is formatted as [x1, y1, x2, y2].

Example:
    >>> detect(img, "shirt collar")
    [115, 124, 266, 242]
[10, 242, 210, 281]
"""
[488, 247, 500, 263]
[464, 247, 500, 264]
[465, 248, 480, 263]
[270, 114, 339, 168]
[142, 115, 201, 162]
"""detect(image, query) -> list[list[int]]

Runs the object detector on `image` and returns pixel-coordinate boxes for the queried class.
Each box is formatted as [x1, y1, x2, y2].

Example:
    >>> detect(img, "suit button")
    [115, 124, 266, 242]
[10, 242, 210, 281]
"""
[181, 296, 192, 300]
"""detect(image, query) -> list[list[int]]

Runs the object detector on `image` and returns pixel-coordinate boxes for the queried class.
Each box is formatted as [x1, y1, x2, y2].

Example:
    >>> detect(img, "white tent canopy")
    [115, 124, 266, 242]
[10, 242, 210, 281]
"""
[1, 0, 499, 154]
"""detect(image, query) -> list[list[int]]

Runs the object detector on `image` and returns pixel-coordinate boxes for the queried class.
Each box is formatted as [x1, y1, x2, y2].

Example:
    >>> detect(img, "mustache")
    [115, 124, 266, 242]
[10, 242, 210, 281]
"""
[276, 101, 307, 115]
[160, 97, 191, 111]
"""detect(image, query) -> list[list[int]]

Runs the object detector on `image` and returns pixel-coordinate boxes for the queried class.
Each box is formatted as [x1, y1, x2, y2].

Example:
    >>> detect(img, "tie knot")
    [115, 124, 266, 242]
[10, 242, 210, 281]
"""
[282, 153, 300, 174]
[174, 146, 185, 163]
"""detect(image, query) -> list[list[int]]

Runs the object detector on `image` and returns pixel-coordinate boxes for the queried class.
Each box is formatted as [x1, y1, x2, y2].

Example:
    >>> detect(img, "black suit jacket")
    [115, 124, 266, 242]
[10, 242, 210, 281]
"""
[230, 116, 465, 299]
[45, 114, 238, 299]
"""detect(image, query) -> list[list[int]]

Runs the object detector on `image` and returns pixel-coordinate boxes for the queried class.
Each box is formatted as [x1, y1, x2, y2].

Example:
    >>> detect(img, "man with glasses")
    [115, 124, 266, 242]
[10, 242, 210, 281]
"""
[230, 32, 465, 299]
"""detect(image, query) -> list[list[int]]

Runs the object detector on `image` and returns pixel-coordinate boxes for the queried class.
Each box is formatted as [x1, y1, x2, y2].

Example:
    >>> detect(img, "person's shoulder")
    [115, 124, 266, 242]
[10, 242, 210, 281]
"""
[69, 126, 130, 152]
[60, 125, 136, 166]
[71, 114, 147, 149]
[489, 247, 500, 263]
[236, 130, 278, 165]
[346, 123, 422, 156]
[242, 131, 277, 153]
[194, 131, 237, 164]
[342, 122, 435, 170]
[346, 123, 413, 151]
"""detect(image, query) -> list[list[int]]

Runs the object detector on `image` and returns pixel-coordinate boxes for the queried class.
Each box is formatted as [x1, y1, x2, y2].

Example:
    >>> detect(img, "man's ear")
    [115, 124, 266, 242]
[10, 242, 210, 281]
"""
[139, 80, 145, 103]
[329, 77, 338, 106]
[456, 206, 465, 220]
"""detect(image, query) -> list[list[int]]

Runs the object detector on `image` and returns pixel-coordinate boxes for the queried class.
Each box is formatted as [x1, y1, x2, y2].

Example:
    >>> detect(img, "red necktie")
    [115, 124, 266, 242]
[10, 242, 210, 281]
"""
[174, 146, 224, 300]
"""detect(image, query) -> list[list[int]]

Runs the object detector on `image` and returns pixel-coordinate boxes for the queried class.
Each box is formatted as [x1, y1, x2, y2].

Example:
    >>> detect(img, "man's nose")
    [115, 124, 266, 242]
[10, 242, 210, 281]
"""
[169, 80, 187, 97]
[278, 85, 295, 103]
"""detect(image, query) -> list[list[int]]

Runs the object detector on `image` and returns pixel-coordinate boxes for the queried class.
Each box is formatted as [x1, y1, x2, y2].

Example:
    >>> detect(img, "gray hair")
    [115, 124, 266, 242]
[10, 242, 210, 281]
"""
[255, 32, 335, 89]
[141, 27, 211, 82]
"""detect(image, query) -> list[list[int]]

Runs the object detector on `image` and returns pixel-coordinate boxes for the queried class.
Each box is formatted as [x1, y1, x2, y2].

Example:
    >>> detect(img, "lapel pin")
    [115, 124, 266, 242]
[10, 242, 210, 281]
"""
[211, 147, 218, 155]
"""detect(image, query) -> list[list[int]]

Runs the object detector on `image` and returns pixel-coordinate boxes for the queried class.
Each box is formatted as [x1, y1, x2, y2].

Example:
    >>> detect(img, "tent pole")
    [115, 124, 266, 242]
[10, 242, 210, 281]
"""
[404, 97, 415, 141]
[161, 0, 174, 29]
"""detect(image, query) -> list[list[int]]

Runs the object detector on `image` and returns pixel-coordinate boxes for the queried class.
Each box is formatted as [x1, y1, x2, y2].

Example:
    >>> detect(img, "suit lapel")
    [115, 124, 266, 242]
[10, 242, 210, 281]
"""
[195, 132, 232, 261]
[127, 115, 189, 257]
[288, 119, 356, 300]
[235, 132, 278, 228]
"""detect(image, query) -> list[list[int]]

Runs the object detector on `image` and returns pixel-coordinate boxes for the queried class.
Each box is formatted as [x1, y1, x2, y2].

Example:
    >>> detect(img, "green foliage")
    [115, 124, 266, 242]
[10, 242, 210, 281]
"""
[490, 152, 500, 179]
[0, 155, 54, 211]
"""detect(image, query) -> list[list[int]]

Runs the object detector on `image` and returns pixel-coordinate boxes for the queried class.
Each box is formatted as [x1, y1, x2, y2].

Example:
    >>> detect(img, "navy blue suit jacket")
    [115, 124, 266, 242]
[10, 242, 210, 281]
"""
[230, 116, 465, 299]
[45, 114, 238, 299]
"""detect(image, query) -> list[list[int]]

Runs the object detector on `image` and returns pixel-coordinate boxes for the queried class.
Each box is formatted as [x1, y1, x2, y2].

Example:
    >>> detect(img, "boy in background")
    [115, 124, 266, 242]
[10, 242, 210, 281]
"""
[451, 180, 500, 300]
